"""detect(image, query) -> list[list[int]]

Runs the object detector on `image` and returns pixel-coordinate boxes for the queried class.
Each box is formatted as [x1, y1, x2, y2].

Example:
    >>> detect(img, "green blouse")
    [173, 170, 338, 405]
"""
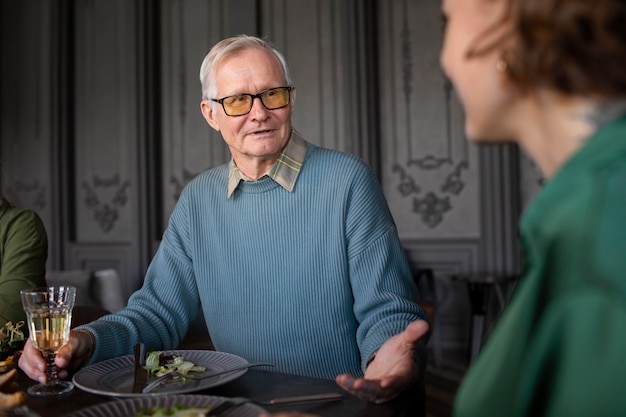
[0, 199, 48, 328]
[454, 115, 626, 416]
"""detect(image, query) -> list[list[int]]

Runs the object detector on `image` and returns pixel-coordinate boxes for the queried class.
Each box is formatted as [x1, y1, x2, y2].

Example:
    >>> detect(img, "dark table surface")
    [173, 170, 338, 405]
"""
[14, 368, 423, 417]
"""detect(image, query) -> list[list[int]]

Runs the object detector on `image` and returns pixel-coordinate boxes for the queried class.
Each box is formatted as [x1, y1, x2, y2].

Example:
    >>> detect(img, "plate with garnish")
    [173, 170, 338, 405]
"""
[63, 394, 266, 417]
[73, 350, 269, 397]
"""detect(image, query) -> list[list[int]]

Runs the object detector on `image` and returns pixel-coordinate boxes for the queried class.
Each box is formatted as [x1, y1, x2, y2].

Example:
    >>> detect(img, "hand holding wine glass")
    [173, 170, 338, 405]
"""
[20, 286, 76, 396]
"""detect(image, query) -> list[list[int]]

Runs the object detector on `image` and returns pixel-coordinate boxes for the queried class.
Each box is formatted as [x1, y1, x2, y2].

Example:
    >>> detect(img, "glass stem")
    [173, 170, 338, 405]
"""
[45, 353, 59, 384]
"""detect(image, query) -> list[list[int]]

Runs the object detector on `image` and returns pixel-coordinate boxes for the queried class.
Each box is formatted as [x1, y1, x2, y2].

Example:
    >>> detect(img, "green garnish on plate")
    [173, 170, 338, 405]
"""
[0, 321, 25, 362]
[144, 351, 207, 380]
[134, 404, 211, 417]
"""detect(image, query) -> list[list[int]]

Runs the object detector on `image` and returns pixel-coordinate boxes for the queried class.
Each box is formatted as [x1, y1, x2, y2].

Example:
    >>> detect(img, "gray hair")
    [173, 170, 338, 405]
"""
[199, 35, 292, 101]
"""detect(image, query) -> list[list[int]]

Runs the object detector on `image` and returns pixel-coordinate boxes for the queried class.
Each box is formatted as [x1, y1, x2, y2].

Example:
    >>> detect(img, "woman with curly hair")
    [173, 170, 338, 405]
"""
[441, 0, 626, 415]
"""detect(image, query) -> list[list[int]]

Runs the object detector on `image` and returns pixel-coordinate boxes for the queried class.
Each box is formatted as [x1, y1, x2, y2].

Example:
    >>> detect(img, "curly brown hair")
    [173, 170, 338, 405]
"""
[473, 0, 626, 96]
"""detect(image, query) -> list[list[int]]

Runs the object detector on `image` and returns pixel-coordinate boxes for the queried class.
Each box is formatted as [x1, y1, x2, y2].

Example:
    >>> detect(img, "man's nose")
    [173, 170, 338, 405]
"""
[249, 96, 269, 119]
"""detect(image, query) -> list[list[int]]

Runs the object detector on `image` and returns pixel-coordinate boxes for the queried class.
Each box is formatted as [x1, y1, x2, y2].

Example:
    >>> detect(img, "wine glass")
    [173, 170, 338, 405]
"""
[20, 286, 76, 396]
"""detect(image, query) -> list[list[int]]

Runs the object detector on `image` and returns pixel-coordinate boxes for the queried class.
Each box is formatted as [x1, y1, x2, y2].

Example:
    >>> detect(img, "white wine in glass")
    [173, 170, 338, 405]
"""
[20, 286, 76, 396]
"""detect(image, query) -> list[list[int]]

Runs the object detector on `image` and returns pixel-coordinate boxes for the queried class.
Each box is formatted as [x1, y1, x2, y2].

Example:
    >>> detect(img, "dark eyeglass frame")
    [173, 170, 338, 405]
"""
[210, 86, 293, 117]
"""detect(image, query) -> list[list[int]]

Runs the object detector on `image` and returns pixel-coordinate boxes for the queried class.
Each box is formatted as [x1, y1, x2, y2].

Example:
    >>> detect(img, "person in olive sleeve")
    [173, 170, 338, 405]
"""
[0, 195, 48, 329]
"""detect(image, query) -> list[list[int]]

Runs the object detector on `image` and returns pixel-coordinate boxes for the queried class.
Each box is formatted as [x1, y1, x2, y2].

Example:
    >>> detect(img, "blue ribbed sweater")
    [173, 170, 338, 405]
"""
[81, 142, 426, 379]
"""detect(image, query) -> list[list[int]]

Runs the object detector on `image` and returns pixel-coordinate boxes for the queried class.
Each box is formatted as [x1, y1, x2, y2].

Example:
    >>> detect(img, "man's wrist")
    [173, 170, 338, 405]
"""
[366, 350, 378, 368]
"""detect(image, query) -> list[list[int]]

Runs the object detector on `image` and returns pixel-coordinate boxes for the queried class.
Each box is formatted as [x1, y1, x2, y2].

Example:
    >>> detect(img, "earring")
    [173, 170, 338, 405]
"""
[495, 58, 508, 73]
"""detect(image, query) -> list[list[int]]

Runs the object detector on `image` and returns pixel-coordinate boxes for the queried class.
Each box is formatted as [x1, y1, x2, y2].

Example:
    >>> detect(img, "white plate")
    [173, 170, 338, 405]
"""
[73, 350, 250, 397]
[62, 394, 265, 417]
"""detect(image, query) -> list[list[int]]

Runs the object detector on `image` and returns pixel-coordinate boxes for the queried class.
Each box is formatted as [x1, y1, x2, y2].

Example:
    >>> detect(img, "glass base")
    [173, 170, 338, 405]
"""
[27, 380, 74, 396]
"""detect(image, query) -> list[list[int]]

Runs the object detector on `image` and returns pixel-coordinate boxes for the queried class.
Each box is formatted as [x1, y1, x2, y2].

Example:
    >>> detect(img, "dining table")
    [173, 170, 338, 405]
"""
[13, 367, 425, 417]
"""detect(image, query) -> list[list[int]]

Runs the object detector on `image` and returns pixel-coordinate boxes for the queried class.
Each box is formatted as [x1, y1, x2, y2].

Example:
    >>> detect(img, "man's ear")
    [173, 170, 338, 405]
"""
[200, 100, 220, 132]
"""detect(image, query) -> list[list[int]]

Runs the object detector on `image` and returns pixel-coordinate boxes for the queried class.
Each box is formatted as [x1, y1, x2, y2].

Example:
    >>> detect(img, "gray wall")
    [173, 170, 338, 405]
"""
[1, 0, 540, 350]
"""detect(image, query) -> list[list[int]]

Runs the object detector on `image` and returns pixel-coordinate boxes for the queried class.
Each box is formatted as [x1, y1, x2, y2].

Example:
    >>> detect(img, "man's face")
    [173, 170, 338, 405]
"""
[200, 48, 294, 173]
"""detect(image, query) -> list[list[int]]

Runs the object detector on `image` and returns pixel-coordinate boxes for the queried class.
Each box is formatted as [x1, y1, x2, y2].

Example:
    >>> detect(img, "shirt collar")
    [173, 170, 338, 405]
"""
[227, 130, 307, 199]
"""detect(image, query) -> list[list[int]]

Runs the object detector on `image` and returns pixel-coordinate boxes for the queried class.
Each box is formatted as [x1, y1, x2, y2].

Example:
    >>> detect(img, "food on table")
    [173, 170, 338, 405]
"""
[0, 368, 27, 410]
[145, 351, 206, 378]
[0, 322, 25, 363]
[0, 355, 16, 373]
[134, 403, 211, 417]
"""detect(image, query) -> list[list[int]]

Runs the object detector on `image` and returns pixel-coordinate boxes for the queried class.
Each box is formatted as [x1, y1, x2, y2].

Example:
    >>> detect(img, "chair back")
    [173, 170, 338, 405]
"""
[71, 305, 110, 327]
[45, 268, 126, 313]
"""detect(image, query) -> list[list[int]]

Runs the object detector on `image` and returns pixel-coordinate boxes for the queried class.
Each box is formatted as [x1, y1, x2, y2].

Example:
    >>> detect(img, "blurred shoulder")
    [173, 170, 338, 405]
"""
[0, 203, 46, 231]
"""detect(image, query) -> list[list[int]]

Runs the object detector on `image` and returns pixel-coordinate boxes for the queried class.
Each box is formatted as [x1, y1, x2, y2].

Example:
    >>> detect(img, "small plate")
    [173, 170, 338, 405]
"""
[73, 350, 251, 397]
[62, 394, 266, 417]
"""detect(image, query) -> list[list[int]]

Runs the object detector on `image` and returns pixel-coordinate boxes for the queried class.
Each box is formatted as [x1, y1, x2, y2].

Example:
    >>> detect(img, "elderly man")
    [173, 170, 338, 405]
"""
[19, 35, 429, 403]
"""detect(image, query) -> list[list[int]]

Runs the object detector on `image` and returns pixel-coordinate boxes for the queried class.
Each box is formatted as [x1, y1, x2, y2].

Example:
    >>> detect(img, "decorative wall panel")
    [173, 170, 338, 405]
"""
[0, 0, 55, 248]
[71, 0, 145, 297]
[379, 0, 480, 239]
[378, 0, 521, 349]
[262, 0, 378, 164]
[68, 244, 127, 278]
[74, 0, 139, 243]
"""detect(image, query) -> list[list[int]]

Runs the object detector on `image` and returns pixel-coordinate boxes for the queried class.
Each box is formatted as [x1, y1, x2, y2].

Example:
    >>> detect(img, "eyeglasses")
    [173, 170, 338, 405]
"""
[210, 86, 292, 117]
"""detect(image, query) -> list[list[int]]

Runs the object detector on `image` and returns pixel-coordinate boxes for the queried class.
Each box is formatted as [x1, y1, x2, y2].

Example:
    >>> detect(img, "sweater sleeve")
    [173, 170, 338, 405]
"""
[79, 192, 201, 362]
[343, 159, 429, 372]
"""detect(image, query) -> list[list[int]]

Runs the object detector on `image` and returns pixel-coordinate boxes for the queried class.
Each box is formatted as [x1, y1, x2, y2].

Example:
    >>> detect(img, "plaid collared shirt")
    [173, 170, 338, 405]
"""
[227, 130, 307, 199]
